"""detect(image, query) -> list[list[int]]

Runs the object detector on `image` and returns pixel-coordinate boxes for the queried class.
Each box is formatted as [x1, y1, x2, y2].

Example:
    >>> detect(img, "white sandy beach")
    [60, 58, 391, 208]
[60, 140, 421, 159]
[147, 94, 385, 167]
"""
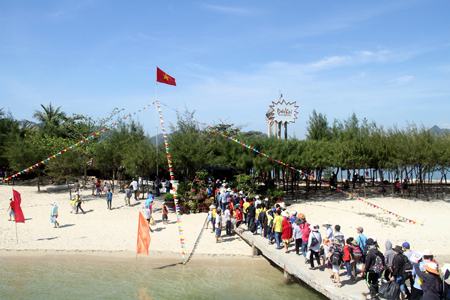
[1, 184, 449, 264]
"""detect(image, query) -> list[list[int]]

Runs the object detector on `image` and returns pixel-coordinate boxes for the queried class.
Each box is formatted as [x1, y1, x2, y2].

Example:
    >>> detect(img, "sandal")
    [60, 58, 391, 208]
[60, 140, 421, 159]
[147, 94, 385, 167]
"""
[335, 283, 341, 288]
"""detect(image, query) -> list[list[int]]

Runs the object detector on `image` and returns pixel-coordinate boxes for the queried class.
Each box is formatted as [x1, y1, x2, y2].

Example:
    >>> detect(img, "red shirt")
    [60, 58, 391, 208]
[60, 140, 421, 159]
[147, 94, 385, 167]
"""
[281, 220, 293, 240]
[10, 200, 15, 210]
[343, 245, 351, 261]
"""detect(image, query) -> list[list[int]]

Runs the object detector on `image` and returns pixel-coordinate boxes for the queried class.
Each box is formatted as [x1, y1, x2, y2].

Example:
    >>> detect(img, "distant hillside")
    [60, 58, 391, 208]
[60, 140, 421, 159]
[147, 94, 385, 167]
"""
[430, 125, 450, 135]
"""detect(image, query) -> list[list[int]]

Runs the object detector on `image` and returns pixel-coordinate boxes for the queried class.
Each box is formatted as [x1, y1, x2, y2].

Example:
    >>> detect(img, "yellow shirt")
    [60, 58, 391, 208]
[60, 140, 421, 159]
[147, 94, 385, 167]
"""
[212, 208, 217, 218]
[273, 215, 284, 232]
[243, 202, 250, 212]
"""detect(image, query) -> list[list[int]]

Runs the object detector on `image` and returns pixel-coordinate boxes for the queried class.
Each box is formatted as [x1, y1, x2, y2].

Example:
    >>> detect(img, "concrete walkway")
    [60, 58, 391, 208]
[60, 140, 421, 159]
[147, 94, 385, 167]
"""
[236, 228, 370, 300]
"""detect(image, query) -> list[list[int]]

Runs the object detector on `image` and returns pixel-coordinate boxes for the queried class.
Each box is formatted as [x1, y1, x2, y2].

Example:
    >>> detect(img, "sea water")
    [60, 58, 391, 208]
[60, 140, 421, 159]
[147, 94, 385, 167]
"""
[0, 257, 326, 299]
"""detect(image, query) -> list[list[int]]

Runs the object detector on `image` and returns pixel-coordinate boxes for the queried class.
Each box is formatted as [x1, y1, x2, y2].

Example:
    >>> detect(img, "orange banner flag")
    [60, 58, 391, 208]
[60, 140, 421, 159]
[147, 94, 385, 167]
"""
[136, 211, 151, 255]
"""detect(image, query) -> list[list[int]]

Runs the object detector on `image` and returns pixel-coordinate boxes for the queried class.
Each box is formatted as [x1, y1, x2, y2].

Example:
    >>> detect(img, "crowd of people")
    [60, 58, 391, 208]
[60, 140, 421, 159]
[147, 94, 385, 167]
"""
[208, 181, 450, 300]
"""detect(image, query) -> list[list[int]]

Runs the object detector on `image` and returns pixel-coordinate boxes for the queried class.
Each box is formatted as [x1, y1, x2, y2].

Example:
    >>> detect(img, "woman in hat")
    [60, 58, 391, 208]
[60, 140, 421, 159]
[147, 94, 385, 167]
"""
[322, 221, 333, 240]
[50, 201, 59, 228]
[412, 261, 443, 300]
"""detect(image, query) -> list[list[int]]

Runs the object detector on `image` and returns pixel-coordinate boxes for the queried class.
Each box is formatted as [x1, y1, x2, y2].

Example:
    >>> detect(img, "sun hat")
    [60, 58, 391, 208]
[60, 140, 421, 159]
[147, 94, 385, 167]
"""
[323, 238, 329, 244]
[402, 242, 410, 249]
[264, 198, 269, 201]
[393, 245, 404, 253]
[424, 262, 439, 275]
[282, 211, 289, 217]
[333, 238, 341, 245]
[279, 202, 286, 210]
[356, 226, 364, 232]
[227, 188, 231, 192]
[162, 201, 166, 204]
[298, 213, 306, 220]
[75, 191, 79, 195]
[351, 240, 358, 246]
[255, 195, 260, 199]
[371, 237, 377, 243]
[291, 211, 297, 216]
[309, 223, 319, 231]
[323, 221, 332, 226]
[294, 218, 302, 225]
[9, 197, 12, 200]
[423, 249, 433, 256]
[50, 201, 56, 206]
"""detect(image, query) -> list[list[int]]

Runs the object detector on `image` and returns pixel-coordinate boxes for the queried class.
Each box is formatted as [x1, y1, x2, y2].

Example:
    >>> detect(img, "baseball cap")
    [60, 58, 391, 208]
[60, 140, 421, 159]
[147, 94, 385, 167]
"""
[402, 242, 410, 249]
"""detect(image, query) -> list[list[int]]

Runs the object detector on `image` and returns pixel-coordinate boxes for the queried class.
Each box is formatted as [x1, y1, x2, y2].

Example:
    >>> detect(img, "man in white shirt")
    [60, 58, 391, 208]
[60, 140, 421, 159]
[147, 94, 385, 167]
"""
[215, 209, 222, 243]
[224, 206, 231, 235]
[130, 179, 138, 201]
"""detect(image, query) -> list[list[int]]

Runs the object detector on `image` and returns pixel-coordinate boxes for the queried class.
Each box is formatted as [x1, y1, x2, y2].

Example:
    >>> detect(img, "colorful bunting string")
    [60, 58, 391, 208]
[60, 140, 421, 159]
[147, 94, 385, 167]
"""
[156, 103, 186, 264]
[154, 100, 423, 226]
[1, 104, 153, 183]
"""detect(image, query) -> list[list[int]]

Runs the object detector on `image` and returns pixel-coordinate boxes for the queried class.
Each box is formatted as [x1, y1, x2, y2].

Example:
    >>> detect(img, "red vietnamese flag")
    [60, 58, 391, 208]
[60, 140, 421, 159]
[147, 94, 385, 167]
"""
[156, 67, 176, 86]
[12, 189, 25, 223]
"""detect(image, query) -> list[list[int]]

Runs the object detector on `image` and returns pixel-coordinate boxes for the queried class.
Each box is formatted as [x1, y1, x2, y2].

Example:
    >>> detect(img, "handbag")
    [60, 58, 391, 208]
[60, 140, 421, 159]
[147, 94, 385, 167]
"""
[379, 281, 400, 300]
[149, 218, 155, 225]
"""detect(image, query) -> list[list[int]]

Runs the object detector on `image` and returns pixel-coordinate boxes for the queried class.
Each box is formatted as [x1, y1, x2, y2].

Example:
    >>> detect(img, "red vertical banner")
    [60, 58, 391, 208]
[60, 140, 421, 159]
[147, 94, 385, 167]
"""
[12, 189, 25, 223]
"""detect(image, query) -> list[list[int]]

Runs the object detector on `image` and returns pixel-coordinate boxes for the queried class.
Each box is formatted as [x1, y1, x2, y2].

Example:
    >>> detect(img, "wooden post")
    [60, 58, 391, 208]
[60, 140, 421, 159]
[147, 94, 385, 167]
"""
[284, 267, 293, 284]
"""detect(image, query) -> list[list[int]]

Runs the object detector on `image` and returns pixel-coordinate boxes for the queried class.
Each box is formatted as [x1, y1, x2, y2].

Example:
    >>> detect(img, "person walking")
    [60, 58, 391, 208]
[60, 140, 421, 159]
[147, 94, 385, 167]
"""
[361, 238, 384, 299]
[293, 219, 303, 255]
[165, 178, 171, 194]
[272, 210, 284, 249]
[130, 179, 138, 201]
[106, 189, 113, 210]
[308, 224, 323, 270]
[73, 179, 80, 193]
[161, 202, 168, 224]
[75, 192, 85, 214]
[412, 261, 443, 300]
[7, 197, 15, 221]
[154, 176, 160, 197]
[124, 185, 132, 206]
[224, 205, 232, 235]
[299, 214, 311, 264]
[50, 201, 59, 228]
[90, 177, 95, 195]
[215, 209, 222, 243]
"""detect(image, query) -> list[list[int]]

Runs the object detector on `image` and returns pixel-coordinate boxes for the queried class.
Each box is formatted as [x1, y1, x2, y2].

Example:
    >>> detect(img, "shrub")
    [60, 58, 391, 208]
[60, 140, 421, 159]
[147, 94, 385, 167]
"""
[164, 193, 174, 201]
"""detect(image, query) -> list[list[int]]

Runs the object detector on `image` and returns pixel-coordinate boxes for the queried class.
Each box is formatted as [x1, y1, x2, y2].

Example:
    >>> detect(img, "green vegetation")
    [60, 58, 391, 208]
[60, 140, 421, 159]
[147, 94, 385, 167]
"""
[1, 104, 449, 201]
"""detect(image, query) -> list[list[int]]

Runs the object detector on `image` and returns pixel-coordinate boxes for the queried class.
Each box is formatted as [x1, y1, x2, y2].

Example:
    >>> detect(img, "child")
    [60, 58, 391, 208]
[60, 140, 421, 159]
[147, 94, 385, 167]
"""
[215, 209, 222, 243]
[7, 197, 15, 221]
[321, 238, 334, 277]
[96, 180, 102, 197]
[50, 201, 59, 228]
[70, 197, 77, 214]
[206, 205, 213, 230]
[103, 182, 108, 194]
[293, 219, 303, 256]
[142, 205, 154, 233]
[124, 185, 131, 206]
[106, 189, 112, 210]
[161, 202, 168, 225]
[343, 238, 354, 280]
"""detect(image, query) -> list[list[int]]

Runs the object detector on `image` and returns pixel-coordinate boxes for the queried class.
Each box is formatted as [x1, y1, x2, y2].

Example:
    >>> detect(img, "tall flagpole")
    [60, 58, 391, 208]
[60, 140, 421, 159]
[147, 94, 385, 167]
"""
[156, 82, 158, 176]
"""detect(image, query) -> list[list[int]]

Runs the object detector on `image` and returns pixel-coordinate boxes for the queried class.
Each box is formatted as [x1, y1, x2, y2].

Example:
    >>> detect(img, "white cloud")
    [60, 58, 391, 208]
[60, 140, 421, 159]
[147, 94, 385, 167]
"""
[202, 4, 255, 15]
[437, 122, 450, 129]
[390, 75, 414, 83]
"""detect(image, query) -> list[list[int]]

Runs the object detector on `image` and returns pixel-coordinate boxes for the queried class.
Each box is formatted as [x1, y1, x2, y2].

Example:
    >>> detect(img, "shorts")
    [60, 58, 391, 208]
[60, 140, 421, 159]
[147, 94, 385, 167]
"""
[283, 239, 290, 244]
[216, 228, 221, 236]
[9, 210, 15, 216]
[332, 264, 340, 273]
[394, 276, 407, 292]
[162, 214, 168, 220]
[207, 217, 212, 222]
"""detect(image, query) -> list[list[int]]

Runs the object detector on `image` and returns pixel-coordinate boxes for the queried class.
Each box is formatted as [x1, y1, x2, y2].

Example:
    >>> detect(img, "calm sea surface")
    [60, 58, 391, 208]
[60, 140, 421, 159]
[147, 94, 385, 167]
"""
[0, 258, 327, 300]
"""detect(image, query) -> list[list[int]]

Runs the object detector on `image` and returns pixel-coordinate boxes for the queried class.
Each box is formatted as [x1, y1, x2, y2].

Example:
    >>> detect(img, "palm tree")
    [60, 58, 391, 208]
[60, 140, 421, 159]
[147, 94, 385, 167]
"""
[33, 103, 67, 126]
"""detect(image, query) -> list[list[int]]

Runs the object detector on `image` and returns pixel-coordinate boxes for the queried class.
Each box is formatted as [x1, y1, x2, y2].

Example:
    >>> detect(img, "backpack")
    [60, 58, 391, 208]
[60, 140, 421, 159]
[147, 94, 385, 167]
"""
[300, 223, 311, 240]
[400, 254, 413, 278]
[250, 222, 257, 233]
[258, 211, 264, 222]
[351, 244, 363, 258]
[330, 246, 343, 265]
[370, 253, 385, 274]
[310, 232, 319, 247]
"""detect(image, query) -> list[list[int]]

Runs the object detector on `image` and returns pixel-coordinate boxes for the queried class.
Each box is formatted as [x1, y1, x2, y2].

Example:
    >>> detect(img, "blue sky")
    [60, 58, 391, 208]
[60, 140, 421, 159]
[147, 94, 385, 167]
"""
[1, 0, 449, 139]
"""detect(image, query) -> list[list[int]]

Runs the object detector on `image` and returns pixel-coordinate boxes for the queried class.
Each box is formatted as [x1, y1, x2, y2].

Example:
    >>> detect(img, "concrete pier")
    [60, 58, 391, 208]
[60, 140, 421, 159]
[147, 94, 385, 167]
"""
[235, 228, 367, 300]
